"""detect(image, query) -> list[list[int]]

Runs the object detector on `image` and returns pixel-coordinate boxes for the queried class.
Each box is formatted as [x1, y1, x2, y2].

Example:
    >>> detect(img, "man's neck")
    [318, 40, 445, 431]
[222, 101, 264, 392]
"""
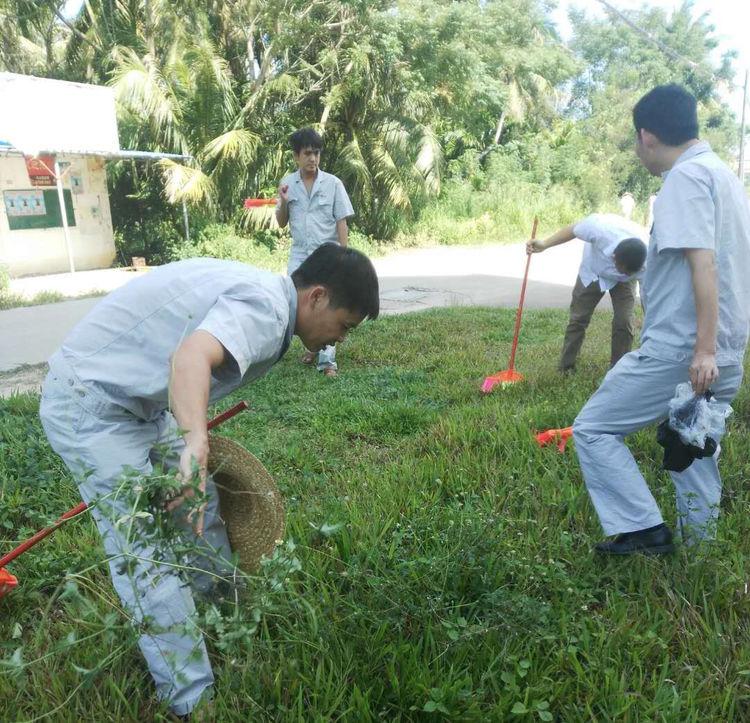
[660, 138, 701, 173]
[300, 168, 319, 182]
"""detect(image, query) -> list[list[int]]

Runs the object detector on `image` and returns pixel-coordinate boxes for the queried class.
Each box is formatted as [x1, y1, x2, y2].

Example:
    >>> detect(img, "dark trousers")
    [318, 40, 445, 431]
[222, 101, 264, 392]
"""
[559, 276, 636, 371]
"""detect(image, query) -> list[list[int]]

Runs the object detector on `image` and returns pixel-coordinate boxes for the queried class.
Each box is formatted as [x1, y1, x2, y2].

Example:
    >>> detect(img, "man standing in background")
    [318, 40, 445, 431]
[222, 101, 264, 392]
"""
[276, 127, 355, 377]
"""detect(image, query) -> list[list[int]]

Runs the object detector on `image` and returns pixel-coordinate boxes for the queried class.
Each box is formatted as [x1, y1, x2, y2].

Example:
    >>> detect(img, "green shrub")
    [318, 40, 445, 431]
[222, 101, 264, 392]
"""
[401, 177, 588, 247]
[172, 223, 291, 271]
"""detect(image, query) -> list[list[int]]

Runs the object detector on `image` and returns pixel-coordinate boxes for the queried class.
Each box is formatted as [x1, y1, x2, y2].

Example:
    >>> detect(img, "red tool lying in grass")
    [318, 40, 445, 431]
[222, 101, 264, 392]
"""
[534, 426, 574, 453]
[0, 401, 249, 600]
[481, 217, 539, 393]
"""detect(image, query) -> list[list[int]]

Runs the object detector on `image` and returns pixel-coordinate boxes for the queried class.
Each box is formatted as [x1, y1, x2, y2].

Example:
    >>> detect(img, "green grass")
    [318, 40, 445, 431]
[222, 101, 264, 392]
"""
[2, 308, 750, 721]
[0, 290, 107, 311]
[0, 290, 66, 310]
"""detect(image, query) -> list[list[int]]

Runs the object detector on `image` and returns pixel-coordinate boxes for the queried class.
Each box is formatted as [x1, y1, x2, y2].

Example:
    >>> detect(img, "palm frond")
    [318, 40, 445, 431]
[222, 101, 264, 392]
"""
[201, 129, 260, 167]
[371, 141, 411, 209]
[158, 160, 216, 208]
[336, 136, 373, 188]
[109, 46, 187, 152]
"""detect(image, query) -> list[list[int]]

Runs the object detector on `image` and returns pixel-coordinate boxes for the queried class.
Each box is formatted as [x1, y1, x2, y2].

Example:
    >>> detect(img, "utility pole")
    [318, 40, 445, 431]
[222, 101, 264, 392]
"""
[738, 69, 748, 182]
[54, 159, 75, 274]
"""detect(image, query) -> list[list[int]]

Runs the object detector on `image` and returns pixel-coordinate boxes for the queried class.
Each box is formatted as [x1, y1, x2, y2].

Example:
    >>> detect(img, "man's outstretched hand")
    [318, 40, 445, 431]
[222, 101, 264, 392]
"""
[526, 239, 545, 254]
[166, 436, 209, 536]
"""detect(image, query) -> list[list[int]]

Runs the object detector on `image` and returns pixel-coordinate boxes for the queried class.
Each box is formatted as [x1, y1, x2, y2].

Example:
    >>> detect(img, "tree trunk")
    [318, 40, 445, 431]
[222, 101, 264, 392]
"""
[320, 104, 331, 134]
[493, 110, 506, 145]
[247, 30, 256, 81]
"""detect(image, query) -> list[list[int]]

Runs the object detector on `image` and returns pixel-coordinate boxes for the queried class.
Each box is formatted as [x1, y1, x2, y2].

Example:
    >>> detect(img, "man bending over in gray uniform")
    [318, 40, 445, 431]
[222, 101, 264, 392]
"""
[527, 213, 647, 372]
[39, 243, 379, 716]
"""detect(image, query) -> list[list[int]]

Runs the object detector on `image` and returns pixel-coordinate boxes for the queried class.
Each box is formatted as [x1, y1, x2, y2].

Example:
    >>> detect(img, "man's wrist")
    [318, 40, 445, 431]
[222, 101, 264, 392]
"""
[185, 427, 209, 447]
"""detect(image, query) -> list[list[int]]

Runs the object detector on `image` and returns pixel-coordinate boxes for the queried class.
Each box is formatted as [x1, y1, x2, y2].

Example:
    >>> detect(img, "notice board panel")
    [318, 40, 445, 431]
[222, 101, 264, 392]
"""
[5, 189, 76, 230]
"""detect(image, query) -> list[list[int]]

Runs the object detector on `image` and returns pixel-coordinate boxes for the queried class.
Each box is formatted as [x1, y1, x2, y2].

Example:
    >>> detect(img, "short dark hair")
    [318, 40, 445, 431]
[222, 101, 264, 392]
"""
[289, 127, 323, 154]
[614, 238, 647, 274]
[632, 84, 699, 146]
[292, 243, 379, 320]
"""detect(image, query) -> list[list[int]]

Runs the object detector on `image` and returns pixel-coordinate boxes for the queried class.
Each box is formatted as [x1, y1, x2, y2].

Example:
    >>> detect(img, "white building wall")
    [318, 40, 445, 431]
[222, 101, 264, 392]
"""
[0, 154, 116, 277]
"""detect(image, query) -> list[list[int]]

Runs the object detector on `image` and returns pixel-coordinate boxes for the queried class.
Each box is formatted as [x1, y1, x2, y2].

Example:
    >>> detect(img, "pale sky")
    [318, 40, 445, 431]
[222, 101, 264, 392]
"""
[552, 0, 750, 117]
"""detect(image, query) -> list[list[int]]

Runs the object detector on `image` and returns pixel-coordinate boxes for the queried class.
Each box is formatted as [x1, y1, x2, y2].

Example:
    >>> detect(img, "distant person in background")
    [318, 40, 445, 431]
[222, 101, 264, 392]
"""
[527, 214, 647, 372]
[620, 191, 636, 219]
[276, 127, 355, 377]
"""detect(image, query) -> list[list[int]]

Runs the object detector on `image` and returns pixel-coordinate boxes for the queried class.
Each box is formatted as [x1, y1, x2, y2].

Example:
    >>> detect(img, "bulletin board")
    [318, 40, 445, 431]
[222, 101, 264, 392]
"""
[4, 189, 76, 230]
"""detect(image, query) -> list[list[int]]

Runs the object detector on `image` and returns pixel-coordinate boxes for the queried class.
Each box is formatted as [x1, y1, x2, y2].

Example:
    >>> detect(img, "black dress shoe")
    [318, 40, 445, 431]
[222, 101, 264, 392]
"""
[594, 523, 675, 555]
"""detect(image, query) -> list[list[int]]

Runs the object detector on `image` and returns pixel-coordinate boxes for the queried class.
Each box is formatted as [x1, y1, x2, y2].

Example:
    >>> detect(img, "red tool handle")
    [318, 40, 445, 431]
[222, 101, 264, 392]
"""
[0, 501, 88, 568]
[0, 400, 249, 569]
[507, 217, 538, 372]
[206, 400, 248, 430]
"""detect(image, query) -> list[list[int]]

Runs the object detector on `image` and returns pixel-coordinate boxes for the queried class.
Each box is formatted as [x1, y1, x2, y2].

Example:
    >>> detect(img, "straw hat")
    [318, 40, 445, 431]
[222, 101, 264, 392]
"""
[207, 435, 284, 573]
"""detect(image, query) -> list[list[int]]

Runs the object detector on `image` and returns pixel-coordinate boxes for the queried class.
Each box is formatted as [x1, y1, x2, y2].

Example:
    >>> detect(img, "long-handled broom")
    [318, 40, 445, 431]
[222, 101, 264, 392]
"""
[481, 217, 539, 393]
[0, 400, 249, 599]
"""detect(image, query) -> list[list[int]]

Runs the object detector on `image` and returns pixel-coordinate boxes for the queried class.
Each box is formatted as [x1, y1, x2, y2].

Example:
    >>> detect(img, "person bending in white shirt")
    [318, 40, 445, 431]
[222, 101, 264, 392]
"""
[527, 214, 647, 371]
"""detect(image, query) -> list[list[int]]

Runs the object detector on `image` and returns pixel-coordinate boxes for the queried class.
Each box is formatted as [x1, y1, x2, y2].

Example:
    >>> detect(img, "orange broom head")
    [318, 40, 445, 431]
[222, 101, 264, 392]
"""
[481, 369, 524, 393]
[0, 568, 18, 598]
[534, 426, 574, 452]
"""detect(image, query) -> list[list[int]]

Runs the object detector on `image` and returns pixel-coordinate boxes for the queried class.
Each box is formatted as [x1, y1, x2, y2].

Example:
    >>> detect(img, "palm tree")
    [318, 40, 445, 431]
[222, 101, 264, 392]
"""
[0, 0, 70, 75]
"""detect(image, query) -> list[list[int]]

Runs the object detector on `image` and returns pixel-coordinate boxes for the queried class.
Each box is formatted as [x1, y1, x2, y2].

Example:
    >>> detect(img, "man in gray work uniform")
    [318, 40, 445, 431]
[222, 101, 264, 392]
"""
[527, 213, 647, 372]
[39, 244, 379, 716]
[573, 84, 750, 554]
[276, 127, 355, 377]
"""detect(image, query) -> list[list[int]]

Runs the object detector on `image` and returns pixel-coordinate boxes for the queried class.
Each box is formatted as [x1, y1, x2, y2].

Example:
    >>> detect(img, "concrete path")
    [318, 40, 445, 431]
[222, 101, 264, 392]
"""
[375, 240, 592, 314]
[1, 296, 101, 372]
[1, 241, 594, 391]
[8, 267, 149, 300]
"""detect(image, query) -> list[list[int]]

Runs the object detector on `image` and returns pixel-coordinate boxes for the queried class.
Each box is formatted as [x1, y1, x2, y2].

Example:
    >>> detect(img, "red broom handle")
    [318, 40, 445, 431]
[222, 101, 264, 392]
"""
[205, 400, 248, 430]
[0, 501, 88, 568]
[507, 217, 538, 372]
[0, 400, 249, 569]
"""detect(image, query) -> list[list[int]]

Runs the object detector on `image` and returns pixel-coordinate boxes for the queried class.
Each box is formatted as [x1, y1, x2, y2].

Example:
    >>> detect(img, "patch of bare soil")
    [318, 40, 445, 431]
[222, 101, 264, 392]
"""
[0, 363, 47, 398]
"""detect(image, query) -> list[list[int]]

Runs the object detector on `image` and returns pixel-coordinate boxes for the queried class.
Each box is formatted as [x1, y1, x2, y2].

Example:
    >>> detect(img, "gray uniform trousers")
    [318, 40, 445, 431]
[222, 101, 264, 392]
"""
[560, 276, 637, 371]
[288, 244, 337, 371]
[39, 354, 232, 716]
[573, 350, 743, 542]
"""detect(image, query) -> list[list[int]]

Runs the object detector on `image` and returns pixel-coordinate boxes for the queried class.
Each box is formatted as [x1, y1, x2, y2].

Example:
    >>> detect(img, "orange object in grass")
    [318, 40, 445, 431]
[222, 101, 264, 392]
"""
[0, 568, 18, 597]
[534, 426, 574, 453]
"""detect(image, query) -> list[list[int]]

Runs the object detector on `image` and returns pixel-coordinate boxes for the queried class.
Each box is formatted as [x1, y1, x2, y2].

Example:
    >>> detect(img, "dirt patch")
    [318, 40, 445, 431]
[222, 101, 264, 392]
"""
[0, 363, 47, 398]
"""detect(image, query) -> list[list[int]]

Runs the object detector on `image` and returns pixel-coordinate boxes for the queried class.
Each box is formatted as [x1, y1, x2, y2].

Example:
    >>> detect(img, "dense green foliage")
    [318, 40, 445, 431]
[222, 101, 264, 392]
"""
[2, 309, 750, 719]
[0, 0, 741, 261]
